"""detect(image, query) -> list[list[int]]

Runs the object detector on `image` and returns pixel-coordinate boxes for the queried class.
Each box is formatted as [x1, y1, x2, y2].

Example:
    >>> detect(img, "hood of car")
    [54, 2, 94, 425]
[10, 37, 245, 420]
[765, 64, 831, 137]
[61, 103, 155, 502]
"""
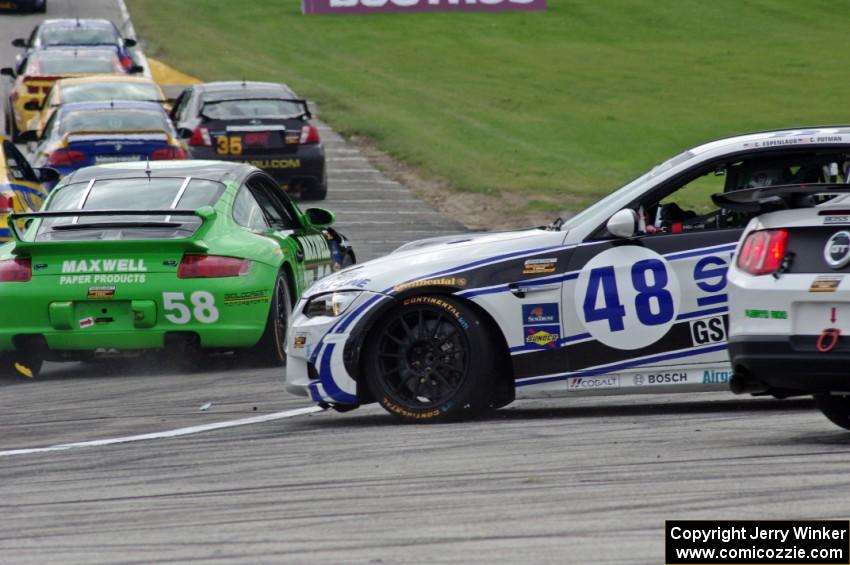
[305, 227, 568, 297]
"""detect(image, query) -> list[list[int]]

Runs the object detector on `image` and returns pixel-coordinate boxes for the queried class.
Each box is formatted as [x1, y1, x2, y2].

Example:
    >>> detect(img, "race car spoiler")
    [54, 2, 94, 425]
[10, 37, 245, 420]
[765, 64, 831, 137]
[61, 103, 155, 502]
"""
[711, 183, 850, 212]
[200, 98, 312, 120]
[63, 129, 172, 143]
[7, 207, 216, 253]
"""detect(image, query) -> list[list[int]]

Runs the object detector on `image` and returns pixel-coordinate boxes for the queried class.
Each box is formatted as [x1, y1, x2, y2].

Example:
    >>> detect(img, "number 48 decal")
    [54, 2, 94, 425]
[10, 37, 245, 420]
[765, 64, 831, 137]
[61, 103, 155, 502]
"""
[163, 291, 219, 324]
[583, 259, 674, 331]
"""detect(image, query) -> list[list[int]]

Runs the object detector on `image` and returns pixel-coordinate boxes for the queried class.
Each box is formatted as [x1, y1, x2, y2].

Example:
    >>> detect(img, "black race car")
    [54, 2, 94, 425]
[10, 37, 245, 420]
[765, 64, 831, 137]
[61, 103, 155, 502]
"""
[0, 0, 45, 13]
[171, 81, 327, 200]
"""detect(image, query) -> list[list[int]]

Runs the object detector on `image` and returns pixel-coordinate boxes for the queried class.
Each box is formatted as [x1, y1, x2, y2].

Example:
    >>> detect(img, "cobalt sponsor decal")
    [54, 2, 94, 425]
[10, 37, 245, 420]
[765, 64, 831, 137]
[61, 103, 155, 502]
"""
[568, 375, 619, 390]
[524, 325, 560, 349]
[303, 0, 546, 15]
[689, 316, 726, 345]
[522, 303, 559, 325]
[703, 369, 731, 384]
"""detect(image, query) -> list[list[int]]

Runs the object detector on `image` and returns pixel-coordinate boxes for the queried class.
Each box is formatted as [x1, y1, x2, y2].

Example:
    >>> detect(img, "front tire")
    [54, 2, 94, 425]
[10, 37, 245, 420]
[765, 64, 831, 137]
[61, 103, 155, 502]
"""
[364, 295, 495, 423]
[245, 272, 292, 366]
[813, 393, 850, 430]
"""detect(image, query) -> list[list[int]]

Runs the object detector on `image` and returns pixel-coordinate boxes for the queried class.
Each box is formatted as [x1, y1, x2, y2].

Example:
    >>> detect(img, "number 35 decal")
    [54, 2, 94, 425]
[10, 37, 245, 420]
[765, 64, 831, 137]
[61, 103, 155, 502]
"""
[574, 247, 680, 350]
[163, 291, 220, 324]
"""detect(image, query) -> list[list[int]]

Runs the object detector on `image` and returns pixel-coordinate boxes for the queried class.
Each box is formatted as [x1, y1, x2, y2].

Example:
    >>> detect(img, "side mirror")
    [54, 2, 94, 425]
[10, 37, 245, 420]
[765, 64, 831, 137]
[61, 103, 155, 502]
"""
[34, 167, 60, 184]
[124, 38, 137, 47]
[23, 100, 41, 111]
[176, 127, 193, 139]
[606, 208, 639, 238]
[305, 207, 335, 228]
[16, 130, 38, 143]
[129, 64, 145, 74]
[11, 38, 27, 48]
[0, 67, 15, 78]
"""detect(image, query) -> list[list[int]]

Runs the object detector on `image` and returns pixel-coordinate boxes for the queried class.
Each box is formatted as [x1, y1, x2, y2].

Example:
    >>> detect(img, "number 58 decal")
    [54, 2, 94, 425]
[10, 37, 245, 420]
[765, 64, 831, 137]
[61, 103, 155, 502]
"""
[163, 291, 219, 324]
[575, 247, 680, 350]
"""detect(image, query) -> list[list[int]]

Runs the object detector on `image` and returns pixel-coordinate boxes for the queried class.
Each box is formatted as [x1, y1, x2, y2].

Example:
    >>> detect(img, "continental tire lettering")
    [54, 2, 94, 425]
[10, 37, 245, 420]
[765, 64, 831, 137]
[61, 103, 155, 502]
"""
[381, 397, 441, 420]
[393, 277, 467, 293]
[403, 296, 470, 329]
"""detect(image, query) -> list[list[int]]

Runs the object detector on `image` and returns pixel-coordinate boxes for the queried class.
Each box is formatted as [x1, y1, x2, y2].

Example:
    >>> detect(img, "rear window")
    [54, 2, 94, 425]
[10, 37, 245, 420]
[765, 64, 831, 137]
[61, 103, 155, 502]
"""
[30, 52, 119, 75]
[60, 109, 168, 135]
[35, 177, 225, 241]
[40, 27, 117, 46]
[62, 83, 160, 104]
[202, 99, 305, 120]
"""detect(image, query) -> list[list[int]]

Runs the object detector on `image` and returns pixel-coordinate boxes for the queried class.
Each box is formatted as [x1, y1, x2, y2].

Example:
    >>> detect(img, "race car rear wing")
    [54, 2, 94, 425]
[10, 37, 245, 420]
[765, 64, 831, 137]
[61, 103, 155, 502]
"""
[199, 98, 312, 120]
[63, 129, 172, 142]
[711, 183, 850, 213]
[7, 207, 216, 255]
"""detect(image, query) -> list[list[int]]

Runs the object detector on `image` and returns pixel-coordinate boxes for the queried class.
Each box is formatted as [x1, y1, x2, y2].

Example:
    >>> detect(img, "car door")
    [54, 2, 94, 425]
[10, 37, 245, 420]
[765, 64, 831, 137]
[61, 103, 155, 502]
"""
[560, 165, 741, 391]
[244, 173, 334, 290]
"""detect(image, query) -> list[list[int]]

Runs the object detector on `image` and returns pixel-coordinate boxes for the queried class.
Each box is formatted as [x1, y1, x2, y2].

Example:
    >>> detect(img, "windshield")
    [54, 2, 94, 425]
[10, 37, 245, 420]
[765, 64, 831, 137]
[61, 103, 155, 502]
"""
[40, 27, 117, 46]
[36, 177, 225, 241]
[30, 52, 119, 75]
[59, 109, 168, 135]
[61, 82, 160, 104]
[202, 98, 306, 120]
[560, 150, 698, 231]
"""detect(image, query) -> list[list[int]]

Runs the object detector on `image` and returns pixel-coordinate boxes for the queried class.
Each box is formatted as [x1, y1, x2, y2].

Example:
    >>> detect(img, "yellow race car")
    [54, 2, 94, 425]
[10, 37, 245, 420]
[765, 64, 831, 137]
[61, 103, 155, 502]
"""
[27, 75, 171, 137]
[0, 135, 58, 242]
[1, 47, 141, 142]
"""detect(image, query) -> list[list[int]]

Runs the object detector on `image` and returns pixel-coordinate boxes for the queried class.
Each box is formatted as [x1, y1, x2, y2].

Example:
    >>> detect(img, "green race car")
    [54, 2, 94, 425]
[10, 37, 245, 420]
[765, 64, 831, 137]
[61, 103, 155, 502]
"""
[0, 160, 354, 377]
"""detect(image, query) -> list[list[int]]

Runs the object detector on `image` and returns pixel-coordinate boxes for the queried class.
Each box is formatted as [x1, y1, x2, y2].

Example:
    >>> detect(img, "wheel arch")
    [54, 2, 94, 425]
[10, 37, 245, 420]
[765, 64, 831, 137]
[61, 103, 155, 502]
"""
[348, 288, 515, 407]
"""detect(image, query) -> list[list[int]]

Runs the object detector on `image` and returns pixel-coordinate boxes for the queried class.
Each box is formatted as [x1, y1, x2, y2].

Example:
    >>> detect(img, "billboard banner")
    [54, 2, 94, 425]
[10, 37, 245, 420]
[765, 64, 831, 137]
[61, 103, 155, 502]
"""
[302, 0, 547, 15]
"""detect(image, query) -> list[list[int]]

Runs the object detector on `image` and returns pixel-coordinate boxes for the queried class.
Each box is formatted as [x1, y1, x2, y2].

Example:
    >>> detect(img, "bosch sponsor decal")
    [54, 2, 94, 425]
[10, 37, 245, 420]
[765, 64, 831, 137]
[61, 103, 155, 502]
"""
[522, 257, 557, 275]
[524, 325, 560, 349]
[632, 372, 688, 385]
[522, 303, 559, 325]
[810, 275, 843, 293]
[568, 375, 619, 390]
[87, 286, 116, 300]
[689, 316, 726, 345]
[703, 369, 731, 384]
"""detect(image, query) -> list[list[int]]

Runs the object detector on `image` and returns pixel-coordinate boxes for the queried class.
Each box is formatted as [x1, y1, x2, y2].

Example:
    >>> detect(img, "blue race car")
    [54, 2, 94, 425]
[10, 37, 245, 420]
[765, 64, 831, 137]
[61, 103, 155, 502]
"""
[0, 0, 46, 13]
[26, 101, 188, 176]
[12, 19, 139, 74]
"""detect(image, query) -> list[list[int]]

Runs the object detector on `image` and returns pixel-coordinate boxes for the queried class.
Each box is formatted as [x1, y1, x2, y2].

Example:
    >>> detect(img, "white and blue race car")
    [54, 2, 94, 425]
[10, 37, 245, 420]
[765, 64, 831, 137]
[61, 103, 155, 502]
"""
[286, 127, 850, 422]
[724, 181, 850, 431]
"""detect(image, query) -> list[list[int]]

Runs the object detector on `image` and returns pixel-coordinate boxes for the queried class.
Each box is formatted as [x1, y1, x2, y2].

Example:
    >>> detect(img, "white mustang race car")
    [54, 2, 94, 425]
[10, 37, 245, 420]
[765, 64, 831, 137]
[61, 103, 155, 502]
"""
[286, 127, 850, 422]
[724, 182, 850, 431]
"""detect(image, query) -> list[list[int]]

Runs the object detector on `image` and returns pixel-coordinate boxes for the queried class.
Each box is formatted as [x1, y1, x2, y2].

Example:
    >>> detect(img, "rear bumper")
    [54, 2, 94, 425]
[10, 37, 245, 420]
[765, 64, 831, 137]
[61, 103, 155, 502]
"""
[728, 334, 850, 393]
[188, 145, 326, 191]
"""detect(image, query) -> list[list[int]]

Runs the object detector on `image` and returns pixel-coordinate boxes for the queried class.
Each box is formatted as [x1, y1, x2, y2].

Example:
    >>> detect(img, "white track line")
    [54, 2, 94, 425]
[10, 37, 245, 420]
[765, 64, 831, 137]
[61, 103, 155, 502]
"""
[0, 405, 324, 458]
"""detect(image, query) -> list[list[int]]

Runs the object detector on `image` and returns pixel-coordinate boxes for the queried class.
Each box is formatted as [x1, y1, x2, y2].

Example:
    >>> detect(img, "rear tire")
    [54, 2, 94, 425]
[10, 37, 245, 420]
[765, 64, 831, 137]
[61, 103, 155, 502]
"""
[245, 272, 292, 366]
[364, 295, 495, 423]
[813, 393, 850, 430]
[0, 350, 43, 379]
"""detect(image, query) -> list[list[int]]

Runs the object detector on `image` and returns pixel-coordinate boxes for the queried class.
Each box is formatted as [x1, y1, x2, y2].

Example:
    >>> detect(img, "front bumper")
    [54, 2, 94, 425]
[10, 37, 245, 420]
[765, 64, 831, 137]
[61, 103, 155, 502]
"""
[285, 290, 387, 405]
[729, 335, 850, 393]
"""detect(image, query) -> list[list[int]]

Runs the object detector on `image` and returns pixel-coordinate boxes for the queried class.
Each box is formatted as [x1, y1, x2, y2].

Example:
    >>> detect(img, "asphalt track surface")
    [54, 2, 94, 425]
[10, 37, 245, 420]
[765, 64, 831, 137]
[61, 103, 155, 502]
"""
[2, 3, 850, 565]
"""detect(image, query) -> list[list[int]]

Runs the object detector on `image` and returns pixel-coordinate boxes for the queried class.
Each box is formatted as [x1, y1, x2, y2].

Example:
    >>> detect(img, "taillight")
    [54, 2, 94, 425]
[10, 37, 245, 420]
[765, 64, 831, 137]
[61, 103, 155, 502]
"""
[737, 229, 788, 276]
[299, 124, 320, 144]
[0, 258, 31, 283]
[177, 255, 251, 278]
[0, 194, 14, 213]
[188, 127, 212, 147]
[47, 149, 86, 167]
[151, 147, 188, 160]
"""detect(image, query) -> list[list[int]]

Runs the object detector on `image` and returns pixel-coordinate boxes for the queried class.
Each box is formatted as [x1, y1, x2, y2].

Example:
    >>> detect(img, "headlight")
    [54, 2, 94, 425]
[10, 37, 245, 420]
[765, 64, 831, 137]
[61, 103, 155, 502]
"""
[303, 291, 362, 318]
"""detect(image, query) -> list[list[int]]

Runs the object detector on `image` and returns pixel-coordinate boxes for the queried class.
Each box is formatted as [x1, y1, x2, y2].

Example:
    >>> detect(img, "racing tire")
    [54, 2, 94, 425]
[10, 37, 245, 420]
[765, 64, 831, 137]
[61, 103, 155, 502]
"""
[364, 294, 495, 423]
[245, 272, 292, 366]
[813, 393, 850, 430]
[0, 351, 43, 379]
